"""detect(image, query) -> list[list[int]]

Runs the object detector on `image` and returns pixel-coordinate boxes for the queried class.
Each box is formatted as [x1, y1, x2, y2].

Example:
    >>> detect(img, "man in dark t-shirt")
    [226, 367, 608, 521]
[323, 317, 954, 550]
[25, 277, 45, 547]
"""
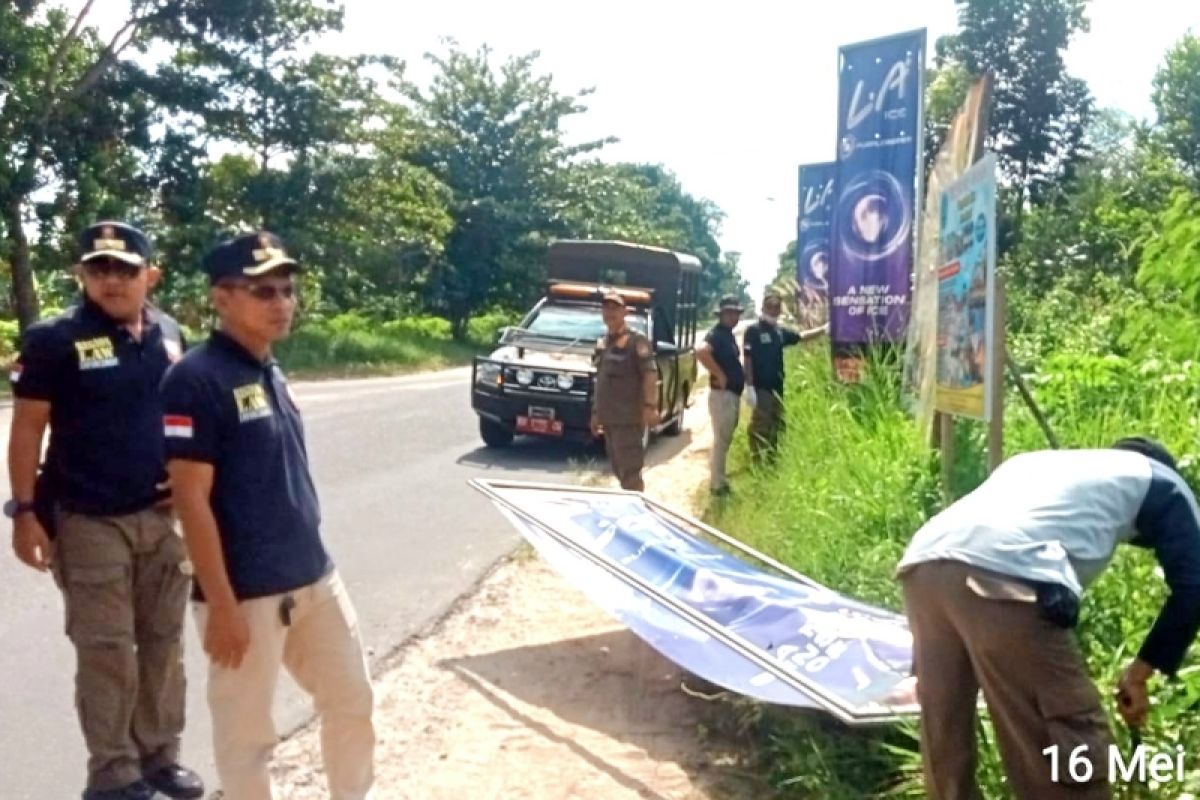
[696, 295, 745, 494]
[743, 291, 826, 461]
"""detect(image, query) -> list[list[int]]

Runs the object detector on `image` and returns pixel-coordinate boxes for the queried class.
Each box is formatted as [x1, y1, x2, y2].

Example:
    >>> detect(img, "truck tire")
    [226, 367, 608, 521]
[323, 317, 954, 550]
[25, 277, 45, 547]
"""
[480, 418, 514, 448]
[663, 383, 688, 436]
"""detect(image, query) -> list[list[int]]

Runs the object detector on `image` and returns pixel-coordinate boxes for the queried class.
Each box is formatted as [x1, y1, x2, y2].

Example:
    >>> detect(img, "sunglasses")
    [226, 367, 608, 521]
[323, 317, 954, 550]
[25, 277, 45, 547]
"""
[83, 259, 143, 280]
[220, 282, 297, 302]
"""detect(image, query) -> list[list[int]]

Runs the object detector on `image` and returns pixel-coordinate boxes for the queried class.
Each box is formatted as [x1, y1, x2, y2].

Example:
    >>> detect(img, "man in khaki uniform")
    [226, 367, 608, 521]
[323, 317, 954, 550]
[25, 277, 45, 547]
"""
[591, 291, 658, 492]
[7, 222, 202, 800]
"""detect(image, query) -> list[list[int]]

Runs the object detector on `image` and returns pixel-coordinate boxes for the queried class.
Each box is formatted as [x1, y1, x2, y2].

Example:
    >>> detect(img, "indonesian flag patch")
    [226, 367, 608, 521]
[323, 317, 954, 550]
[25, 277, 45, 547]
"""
[9, 363, 21, 383]
[164, 414, 194, 438]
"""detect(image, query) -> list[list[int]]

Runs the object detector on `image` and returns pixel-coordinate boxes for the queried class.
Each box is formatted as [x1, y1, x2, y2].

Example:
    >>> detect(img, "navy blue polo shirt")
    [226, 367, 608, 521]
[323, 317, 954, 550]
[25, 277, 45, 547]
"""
[743, 320, 802, 394]
[160, 331, 331, 601]
[11, 298, 184, 515]
[704, 324, 745, 395]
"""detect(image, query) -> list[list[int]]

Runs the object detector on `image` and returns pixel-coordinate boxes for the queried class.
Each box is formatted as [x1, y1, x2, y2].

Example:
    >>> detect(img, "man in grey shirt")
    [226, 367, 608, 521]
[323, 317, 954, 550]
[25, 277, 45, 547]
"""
[896, 438, 1200, 800]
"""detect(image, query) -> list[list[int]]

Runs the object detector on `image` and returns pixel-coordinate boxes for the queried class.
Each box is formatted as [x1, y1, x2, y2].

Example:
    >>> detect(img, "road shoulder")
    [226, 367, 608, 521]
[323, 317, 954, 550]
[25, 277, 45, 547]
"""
[270, 388, 765, 799]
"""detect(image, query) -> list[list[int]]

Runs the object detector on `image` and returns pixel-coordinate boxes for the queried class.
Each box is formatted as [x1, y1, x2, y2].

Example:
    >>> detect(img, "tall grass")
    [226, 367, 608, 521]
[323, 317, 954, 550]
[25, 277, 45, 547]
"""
[706, 343, 1200, 799]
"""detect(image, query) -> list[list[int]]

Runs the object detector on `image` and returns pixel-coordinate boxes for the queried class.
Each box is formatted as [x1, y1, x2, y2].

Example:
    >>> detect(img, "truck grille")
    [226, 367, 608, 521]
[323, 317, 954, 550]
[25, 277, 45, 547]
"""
[503, 366, 589, 396]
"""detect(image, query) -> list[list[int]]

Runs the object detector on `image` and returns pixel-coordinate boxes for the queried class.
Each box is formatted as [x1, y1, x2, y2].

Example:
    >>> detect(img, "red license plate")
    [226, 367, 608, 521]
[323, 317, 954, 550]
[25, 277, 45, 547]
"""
[516, 415, 564, 436]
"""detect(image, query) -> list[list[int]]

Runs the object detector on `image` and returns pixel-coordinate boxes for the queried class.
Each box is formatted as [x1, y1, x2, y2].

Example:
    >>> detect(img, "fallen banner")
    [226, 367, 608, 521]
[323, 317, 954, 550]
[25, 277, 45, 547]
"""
[471, 479, 918, 725]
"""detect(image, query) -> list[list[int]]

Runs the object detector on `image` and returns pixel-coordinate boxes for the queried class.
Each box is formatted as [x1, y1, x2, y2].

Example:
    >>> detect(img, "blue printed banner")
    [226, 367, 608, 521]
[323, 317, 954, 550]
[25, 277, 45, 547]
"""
[796, 162, 836, 330]
[472, 480, 918, 725]
[830, 29, 926, 344]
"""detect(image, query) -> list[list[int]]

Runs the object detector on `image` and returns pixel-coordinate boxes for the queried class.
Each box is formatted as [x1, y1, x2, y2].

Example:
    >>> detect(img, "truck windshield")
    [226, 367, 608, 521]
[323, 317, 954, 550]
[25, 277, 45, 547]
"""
[522, 304, 648, 342]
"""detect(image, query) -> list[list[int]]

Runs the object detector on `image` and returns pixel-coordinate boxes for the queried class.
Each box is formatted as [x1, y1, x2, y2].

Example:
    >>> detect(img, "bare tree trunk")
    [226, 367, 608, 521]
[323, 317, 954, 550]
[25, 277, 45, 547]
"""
[6, 195, 39, 331]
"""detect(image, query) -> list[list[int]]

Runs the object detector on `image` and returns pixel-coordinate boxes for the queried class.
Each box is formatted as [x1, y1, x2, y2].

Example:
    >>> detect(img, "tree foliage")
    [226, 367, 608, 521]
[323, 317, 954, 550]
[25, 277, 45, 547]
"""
[1152, 33, 1200, 180]
[936, 0, 1093, 213]
[0, 7, 743, 336]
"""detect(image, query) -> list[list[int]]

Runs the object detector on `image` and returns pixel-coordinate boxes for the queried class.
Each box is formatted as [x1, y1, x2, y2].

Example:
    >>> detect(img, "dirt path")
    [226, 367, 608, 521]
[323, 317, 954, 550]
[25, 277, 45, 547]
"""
[270, 390, 762, 799]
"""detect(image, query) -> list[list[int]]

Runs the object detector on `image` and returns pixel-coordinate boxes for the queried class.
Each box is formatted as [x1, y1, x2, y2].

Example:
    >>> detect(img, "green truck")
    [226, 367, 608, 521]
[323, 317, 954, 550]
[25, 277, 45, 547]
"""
[471, 240, 700, 448]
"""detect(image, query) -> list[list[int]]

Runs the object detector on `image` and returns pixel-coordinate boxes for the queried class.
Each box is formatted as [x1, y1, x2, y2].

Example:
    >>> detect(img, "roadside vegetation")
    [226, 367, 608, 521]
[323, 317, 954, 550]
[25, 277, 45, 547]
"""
[706, 2, 1200, 797]
[273, 311, 512, 377]
[1, 0, 749, 360]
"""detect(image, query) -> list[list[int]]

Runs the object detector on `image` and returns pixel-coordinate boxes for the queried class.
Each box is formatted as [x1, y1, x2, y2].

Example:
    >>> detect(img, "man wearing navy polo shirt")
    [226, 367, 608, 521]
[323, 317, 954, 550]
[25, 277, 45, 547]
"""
[161, 232, 374, 799]
[742, 291, 826, 461]
[7, 222, 202, 800]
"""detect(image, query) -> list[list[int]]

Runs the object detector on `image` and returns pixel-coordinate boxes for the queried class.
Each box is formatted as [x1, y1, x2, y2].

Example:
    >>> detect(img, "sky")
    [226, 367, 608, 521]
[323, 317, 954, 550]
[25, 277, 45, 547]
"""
[75, 0, 1200, 300]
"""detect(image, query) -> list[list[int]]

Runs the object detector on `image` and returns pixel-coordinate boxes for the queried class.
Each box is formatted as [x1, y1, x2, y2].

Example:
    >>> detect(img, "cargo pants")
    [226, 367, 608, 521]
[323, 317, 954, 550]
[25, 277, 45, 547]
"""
[901, 560, 1114, 800]
[52, 507, 191, 791]
[708, 389, 740, 491]
[194, 570, 375, 799]
[604, 424, 646, 492]
[749, 389, 784, 461]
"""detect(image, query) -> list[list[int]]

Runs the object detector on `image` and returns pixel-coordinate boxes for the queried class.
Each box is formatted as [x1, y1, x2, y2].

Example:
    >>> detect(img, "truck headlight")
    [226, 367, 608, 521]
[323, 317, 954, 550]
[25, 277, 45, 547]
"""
[516, 368, 534, 386]
[476, 362, 502, 385]
[556, 373, 574, 391]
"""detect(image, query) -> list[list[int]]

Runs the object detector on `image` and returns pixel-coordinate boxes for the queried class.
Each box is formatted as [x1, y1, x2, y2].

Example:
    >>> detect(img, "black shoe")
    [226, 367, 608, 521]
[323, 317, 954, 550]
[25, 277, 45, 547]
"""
[143, 764, 204, 800]
[83, 781, 169, 800]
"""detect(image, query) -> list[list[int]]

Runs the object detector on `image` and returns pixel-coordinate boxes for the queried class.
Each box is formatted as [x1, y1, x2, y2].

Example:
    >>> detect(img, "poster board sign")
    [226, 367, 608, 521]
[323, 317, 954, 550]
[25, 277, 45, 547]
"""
[473, 479, 919, 725]
[935, 154, 998, 420]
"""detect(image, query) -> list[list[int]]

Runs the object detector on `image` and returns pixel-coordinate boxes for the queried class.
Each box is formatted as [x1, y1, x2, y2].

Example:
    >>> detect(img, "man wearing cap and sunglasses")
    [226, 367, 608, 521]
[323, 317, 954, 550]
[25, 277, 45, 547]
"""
[161, 232, 375, 799]
[696, 295, 745, 496]
[7, 222, 201, 799]
[591, 290, 658, 492]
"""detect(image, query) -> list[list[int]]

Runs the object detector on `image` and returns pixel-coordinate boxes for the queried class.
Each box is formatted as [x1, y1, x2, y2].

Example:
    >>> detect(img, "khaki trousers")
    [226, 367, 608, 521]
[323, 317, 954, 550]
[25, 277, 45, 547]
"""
[53, 506, 190, 791]
[749, 389, 784, 460]
[708, 389, 740, 490]
[194, 570, 375, 800]
[604, 424, 646, 491]
[901, 561, 1114, 800]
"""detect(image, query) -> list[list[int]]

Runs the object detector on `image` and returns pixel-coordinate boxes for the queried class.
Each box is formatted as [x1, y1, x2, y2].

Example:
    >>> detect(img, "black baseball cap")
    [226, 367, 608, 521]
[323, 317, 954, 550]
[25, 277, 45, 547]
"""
[203, 231, 300, 285]
[78, 221, 151, 267]
[717, 295, 745, 313]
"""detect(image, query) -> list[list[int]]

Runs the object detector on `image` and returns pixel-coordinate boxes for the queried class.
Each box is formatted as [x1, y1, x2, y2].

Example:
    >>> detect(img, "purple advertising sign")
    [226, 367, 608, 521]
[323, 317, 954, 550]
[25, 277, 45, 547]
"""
[830, 29, 926, 345]
[796, 162, 836, 330]
[472, 479, 918, 725]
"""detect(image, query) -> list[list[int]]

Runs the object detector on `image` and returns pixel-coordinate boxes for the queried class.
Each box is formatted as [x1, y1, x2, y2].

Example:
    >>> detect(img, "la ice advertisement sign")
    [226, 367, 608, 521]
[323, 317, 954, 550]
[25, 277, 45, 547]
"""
[829, 29, 926, 347]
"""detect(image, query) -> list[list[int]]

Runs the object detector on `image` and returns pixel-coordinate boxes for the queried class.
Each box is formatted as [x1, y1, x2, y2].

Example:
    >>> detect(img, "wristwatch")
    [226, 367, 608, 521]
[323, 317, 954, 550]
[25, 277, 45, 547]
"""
[3, 499, 35, 519]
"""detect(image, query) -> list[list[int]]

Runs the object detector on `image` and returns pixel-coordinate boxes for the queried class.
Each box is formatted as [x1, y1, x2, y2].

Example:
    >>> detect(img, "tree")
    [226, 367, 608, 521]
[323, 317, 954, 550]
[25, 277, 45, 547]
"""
[1007, 110, 1191, 300]
[0, 0, 350, 329]
[562, 162, 745, 312]
[406, 44, 613, 339]
[1137, 189, 1200, 316]
[922, 56, 974, 174]
[1152, 33, 1200, 180]
[938, 0, 1094, 237]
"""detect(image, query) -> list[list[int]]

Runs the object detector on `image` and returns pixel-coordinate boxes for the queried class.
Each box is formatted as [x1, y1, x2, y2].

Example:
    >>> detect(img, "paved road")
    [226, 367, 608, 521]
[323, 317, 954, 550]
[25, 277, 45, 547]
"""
[0, 367, 694, 797]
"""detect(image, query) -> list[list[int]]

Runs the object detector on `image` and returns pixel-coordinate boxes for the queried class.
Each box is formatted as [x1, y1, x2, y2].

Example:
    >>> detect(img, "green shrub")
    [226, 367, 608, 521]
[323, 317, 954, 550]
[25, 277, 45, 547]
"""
[705, 341, 1200, 798]
[273, 311, 487, 375]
